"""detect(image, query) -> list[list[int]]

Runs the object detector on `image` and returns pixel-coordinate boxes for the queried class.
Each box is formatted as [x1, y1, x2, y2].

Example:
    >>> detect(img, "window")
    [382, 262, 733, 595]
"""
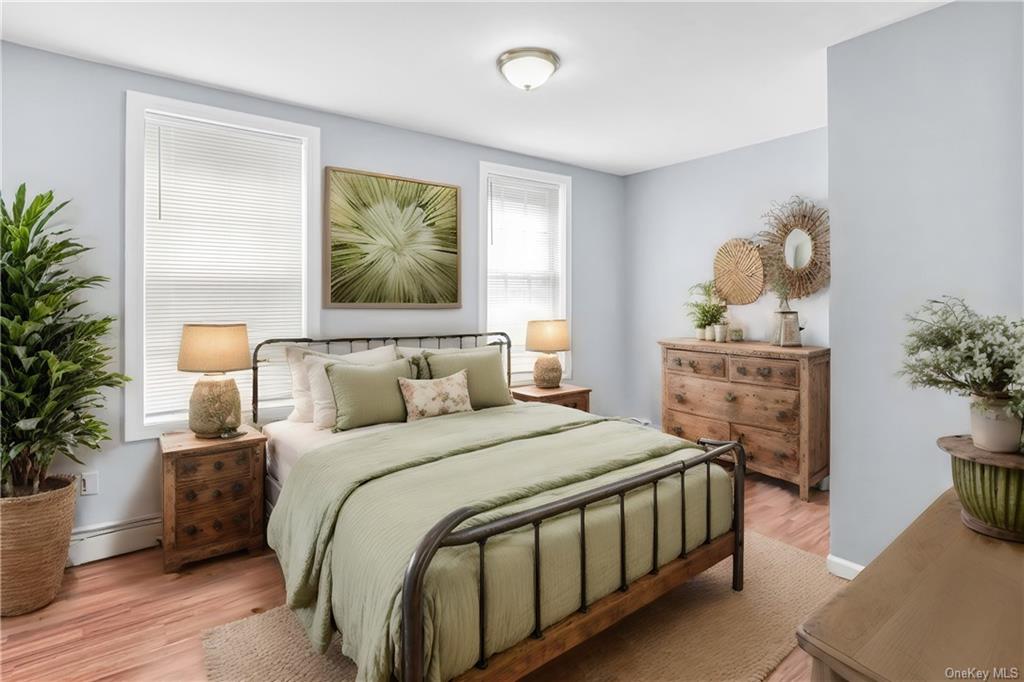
[480, 162, 571, 383]
[124, 92, 320, 441]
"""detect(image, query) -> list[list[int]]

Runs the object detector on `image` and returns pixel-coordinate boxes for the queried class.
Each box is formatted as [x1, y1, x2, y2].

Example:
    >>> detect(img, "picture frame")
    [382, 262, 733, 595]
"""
[322, 166, 461, 309]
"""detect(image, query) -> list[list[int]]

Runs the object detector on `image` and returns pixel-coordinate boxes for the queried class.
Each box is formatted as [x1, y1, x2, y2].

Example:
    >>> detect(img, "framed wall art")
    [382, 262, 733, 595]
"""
[323, 166, 460, 308]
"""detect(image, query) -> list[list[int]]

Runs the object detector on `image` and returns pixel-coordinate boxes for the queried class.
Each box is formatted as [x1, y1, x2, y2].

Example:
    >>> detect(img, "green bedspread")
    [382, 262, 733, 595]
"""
[267, 402, 733, 681]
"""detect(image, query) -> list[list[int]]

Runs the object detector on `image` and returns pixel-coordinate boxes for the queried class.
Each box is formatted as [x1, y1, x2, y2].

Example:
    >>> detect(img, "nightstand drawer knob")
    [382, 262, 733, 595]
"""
[214, 460, 224, 471]
[185, 490, 197, 501]
[185, 525, 198, 536]
[236, 454, 246, 465]
[232, 482, 244, 494]
[674, 392, 685, 403]
[724, 392, 737, 402]
[212, 520, 223, 531]
[233, 514, 245, 525]
[212, 488, 223, 499]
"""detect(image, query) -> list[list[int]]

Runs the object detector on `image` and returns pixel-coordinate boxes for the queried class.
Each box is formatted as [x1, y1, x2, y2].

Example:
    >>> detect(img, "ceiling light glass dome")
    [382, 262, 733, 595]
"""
[497, 48, 560, 91]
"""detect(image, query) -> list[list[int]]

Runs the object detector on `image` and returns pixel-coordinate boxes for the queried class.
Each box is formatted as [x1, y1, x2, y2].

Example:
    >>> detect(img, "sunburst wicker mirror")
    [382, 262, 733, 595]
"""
[758, 196, 830, 299]
[713, 238, 764, 305]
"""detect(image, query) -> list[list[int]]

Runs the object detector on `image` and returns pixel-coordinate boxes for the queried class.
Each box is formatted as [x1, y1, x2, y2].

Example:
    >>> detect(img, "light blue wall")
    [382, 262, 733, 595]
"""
[828, 1, 1023, 567]
[1, 42, 628, 532]
[623, 129, 829, 425]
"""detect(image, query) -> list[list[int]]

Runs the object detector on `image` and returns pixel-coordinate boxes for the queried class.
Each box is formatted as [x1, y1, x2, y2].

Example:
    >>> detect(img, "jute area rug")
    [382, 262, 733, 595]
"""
[203, 532, 842, 681]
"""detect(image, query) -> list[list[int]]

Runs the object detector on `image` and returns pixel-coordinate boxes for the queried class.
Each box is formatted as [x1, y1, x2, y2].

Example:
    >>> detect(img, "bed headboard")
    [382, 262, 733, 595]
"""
[250, 332, 512, 422]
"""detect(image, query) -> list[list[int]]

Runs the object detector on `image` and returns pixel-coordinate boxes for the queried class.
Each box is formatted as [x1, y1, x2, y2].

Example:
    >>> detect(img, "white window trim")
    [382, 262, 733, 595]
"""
[123, 91, 320, 442]
[478, 161, 572, 387]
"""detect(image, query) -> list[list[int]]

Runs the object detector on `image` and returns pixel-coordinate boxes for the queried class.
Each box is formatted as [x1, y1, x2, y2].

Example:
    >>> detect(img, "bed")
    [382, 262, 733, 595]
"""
[253, 334, 746, 682]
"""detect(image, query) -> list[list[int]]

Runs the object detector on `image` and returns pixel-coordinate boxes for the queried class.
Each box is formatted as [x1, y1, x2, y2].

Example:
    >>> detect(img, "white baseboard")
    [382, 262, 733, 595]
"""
[826, 553, 864, 580]
[67, 515, 162, 566]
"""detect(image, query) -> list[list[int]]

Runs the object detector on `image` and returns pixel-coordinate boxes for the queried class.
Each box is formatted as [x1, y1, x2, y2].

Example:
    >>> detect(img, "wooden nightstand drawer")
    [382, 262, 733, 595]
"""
[175, 501, 252, 550]
[176, 477, 253, 510]
[160, 426, 266, 572]
[176, 448, 253, 483]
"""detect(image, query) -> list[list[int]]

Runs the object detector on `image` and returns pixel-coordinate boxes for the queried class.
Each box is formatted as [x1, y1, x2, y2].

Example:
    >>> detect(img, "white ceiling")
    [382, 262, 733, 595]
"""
[2, 1, 941, 175]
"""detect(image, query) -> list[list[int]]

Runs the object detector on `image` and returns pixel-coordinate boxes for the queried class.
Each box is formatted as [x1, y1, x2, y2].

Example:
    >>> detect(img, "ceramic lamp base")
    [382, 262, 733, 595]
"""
[533, 354, 562, 388]
[189, 374, 242, 439]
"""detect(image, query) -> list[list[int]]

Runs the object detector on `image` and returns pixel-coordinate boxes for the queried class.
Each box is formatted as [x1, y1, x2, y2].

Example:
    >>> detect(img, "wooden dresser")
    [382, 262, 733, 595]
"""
[159, 425, 266, 571]
[658, 338, 829, 500]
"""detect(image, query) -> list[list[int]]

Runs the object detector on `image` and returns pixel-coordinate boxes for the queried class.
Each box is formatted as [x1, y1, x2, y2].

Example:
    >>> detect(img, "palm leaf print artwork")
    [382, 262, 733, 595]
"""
[326, 168, 459, 307]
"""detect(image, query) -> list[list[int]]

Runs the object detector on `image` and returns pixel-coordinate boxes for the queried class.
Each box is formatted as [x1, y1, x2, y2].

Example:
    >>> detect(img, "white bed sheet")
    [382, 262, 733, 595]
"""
[262, 419, 401, 484]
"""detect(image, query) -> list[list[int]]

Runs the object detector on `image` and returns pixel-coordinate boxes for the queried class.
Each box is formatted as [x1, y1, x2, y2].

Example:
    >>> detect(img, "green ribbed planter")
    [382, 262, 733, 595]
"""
[939, 435, 1024, 543]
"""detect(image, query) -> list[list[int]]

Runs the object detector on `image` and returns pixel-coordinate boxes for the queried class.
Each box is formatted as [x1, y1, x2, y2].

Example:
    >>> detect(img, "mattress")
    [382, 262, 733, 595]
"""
[262, 419, 400, 483]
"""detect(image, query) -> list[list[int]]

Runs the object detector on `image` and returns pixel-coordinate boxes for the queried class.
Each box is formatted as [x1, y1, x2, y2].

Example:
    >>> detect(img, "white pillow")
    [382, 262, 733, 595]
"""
[286, 343, 399, 422]
[306, 358, 337, 429]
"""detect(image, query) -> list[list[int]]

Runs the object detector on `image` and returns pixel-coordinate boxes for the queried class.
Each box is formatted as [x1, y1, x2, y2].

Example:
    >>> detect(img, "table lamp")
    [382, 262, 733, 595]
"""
[525, 319, 570, 388]
[177, 323, 251, 438]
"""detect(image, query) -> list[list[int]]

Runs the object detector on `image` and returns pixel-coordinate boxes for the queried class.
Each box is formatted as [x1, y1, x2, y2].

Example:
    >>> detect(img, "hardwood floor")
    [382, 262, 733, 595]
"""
[0, 473, 830, 681]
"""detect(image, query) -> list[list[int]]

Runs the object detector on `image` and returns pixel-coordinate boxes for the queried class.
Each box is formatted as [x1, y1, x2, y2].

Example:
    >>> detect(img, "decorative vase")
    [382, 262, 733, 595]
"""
[694, 327, 705, 340]
[938, 435, 1024, 542]
[714, 324, 729, 343]
[704, 326, 716, 341]
[0, 474, 78, 615]
[970, 396, 1023, 453]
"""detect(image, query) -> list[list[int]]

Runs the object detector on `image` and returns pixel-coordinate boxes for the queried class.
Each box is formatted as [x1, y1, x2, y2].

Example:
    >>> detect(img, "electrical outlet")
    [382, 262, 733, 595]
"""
[80, 471, 99, 496]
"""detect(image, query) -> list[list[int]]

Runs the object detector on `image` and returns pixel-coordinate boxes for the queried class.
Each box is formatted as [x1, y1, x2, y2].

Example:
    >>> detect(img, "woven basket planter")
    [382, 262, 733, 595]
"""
[0, 475, 77, 616]
[939, 436, 1024, 543]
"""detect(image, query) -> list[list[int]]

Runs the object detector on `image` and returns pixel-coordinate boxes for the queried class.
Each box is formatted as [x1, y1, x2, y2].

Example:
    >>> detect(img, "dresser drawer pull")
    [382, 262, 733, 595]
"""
[776, 410, 790, 421]
[212, 519, 223, 531]
[213, 460, 224, 471]
[185, 490, 197, 502]
[757, 367, 772, 377]
[711, 361, 723, 373]
[672, 357, 683, 367]
[736, 366, 748, 376]
[774, 451, 789, 461]
[687, 359, 698, 370]
[232, 482, 244, 494]
[182, 463, 198, 475]
[671, 426, 683, 437]
[673, 392, 685, 404]
[724, 392, 736, 402]
[236, 454, 247, 465]
[212, 488, 223, 499]
[185, 525, 198, 536]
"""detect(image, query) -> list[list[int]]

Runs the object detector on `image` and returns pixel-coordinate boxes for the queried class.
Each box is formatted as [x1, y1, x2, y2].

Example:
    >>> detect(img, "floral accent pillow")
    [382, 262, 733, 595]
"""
[398, 370, 473, 421]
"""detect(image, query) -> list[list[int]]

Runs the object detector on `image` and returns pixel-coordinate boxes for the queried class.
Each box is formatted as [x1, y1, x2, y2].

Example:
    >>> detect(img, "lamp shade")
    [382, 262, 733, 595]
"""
[525, 319, 570, 353]
[177, 323, 251, 373]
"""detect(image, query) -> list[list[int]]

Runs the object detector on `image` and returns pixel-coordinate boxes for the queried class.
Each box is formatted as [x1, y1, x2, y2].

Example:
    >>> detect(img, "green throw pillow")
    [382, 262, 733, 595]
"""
[326, 358, 415, 431]
[424, 348, 513, 410]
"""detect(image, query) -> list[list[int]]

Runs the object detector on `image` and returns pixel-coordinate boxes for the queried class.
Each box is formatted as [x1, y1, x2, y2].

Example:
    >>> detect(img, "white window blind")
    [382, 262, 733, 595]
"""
[485, 169, 569, 377]
[141, 111, 304, 424]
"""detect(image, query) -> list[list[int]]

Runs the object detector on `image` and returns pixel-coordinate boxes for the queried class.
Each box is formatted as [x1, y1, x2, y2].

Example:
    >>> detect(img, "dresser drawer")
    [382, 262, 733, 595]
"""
[731, 423, 799, 475]
[176, 447, 253, 483]
[175, 501, 252, 550]
[665, 374, 801, 433]
[729, 357, 799, 388]
[664, 350, 726, 380]
[663, 410, 730, 443]
[176, 477, 253, 511]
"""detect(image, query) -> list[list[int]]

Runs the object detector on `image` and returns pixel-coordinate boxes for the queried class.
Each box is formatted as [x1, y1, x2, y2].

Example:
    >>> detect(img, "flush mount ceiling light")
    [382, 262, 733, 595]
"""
[497, 47, 560, 91]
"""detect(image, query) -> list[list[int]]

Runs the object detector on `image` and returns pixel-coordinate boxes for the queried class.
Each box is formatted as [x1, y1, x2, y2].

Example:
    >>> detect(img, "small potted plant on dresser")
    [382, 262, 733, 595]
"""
[685, 280, 727, 341]
[901, 296, 1023, 540]
[0, 186, 128, 615]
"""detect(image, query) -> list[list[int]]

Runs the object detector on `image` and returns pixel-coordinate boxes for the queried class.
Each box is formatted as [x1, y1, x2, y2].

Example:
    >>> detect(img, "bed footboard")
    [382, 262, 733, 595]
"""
[400, 438, 746, 682]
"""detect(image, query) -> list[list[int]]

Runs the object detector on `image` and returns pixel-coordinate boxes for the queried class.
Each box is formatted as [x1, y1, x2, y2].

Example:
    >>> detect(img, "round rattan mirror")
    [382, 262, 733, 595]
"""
[758, 196, 830, 299]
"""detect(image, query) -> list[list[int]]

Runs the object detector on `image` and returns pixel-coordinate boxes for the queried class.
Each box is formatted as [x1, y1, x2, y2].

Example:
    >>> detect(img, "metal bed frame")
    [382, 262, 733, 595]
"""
[250, 333, 745, 682]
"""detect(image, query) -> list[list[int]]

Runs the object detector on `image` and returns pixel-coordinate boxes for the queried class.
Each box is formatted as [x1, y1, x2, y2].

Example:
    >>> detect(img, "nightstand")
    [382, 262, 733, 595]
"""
[159, 425, 266, 572]
[512, 383, 592, 412]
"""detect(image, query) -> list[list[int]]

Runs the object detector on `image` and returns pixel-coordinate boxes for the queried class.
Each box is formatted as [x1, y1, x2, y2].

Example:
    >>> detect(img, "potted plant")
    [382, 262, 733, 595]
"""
[1, 186, 128, 615]
[901, 297, 1023, 452]
[685, 280, 727, 341]
[901, 297, 1023, 541]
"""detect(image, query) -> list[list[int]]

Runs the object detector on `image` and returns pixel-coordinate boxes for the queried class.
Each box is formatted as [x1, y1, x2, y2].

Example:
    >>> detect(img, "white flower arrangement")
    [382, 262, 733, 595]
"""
[900, 297, 1024, 418]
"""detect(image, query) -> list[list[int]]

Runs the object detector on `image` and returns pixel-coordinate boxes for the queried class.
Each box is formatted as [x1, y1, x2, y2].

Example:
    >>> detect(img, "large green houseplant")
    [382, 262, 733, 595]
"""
[1, 185, 127, 615]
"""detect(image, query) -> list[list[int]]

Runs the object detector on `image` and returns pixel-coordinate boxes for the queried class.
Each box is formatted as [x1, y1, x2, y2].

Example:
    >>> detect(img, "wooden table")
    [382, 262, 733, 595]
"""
[797, 489, 1024, 681]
